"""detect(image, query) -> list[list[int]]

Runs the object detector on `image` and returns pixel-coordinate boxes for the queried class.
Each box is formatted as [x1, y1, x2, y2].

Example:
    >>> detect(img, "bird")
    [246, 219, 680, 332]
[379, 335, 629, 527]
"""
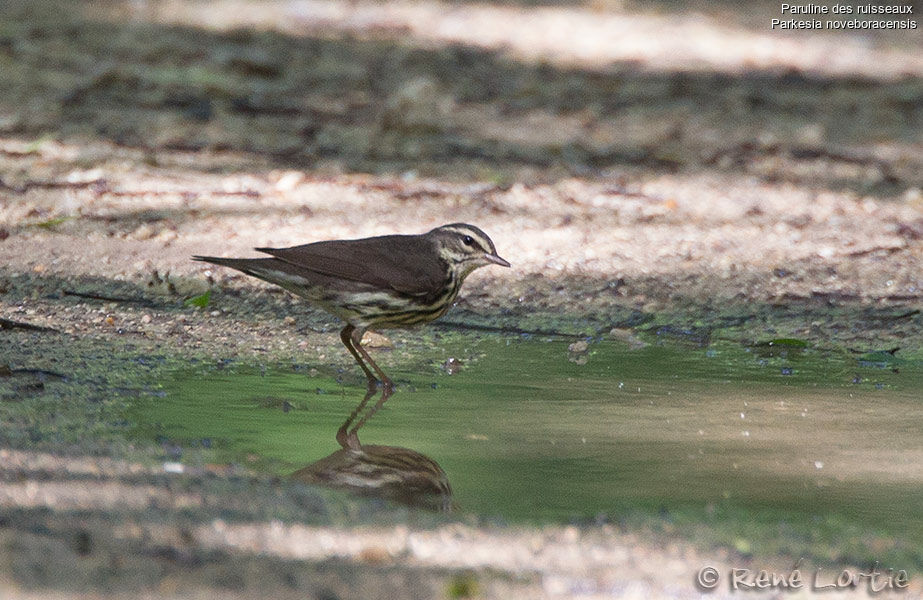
[193, 223, 510, 390]
[290, 443, 453, 511]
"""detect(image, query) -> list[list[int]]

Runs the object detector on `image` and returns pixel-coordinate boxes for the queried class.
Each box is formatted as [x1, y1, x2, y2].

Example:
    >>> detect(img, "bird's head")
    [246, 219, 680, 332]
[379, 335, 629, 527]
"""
[428, 223, 510, 279]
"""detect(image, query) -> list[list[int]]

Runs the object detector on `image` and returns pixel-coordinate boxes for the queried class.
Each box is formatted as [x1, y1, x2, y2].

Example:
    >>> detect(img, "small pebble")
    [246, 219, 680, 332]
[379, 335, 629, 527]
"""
[156, 230, 178, 244]
[361, 331, 393, 348]
[568, 340, 589, 354]
[130, 224, 156, 240]
[442, 357, 463, 374]
[274, 170, 305, 192]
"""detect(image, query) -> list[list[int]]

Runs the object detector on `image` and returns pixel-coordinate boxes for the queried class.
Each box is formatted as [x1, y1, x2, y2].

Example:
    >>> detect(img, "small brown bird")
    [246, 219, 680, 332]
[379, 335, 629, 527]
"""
[194, 223, 509, 389]
[291, 443, 453, 511]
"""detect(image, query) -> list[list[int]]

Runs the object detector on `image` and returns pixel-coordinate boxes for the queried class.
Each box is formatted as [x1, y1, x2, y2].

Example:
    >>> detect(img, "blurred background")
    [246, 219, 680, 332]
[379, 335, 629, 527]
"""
[2, 0, 921, 190]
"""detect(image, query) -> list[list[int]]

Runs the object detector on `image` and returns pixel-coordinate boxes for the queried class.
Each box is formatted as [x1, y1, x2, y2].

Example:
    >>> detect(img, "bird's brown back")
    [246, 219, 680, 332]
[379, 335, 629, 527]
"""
[256, 234, 448, 299]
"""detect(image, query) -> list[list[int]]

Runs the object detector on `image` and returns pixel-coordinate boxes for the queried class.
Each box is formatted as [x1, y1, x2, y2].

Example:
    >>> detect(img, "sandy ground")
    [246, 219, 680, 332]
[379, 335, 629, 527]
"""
[3, 142, 922, 356]
[1, 0, 922, 598]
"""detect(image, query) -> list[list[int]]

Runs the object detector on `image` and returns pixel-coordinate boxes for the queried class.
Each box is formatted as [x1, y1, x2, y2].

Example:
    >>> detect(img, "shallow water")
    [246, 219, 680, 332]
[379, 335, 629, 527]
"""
[134, 336, 923, 566]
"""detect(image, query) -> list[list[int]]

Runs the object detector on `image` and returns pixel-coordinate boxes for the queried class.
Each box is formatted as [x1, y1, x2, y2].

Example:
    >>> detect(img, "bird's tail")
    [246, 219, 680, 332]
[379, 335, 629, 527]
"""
[193, 255, 241, 267]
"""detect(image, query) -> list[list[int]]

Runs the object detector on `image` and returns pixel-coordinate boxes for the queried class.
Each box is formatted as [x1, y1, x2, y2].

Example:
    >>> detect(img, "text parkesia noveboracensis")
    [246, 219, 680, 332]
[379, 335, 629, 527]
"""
[193, 223, 510, 390]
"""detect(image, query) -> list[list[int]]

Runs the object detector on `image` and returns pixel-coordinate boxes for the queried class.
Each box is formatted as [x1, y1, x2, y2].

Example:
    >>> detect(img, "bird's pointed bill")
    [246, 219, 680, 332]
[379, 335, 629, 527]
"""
[485, 253, 511, 267]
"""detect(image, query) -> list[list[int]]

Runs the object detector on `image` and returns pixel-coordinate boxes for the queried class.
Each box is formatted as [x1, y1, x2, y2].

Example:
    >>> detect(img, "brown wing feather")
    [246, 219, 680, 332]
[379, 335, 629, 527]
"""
[255, 234, 447, 297]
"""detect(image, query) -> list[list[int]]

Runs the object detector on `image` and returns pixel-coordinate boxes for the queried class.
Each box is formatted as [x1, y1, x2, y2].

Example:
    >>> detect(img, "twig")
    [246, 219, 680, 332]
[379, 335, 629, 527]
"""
[63, 290, 155, 306]
[435, 320, 585, 338]
[104, 188, 261, 198]
[0, 148, 39, 157]
[5, 367, 69, 380]
[848, 347, 900, 355]
[0, 318, 59, 333]
[846, 245, 905, 258]
[867, 309, 920, 321]
[0, 177, 107, 194]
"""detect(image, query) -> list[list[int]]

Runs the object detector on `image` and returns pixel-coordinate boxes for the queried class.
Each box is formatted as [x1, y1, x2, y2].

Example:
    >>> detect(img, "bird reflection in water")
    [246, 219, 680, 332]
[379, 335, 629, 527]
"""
[290, 381, 452, 512]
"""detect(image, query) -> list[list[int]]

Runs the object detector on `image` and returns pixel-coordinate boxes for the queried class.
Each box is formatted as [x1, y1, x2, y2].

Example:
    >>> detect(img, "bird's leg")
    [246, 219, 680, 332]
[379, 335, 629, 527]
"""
[347, 383, 392, 442]
[336, 324, 395, 449]
[339, 324, 379, 387]
[336, 383, 377, 450]
[347, 326, 394, 391]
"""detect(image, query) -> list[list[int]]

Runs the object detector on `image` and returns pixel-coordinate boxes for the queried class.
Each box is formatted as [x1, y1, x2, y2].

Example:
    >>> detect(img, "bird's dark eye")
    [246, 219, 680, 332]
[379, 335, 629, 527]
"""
[462, 235, 474, 246]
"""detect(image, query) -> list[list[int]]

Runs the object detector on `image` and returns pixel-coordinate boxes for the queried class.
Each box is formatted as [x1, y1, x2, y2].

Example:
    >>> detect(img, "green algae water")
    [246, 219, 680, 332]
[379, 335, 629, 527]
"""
[133, 336, 923, 567]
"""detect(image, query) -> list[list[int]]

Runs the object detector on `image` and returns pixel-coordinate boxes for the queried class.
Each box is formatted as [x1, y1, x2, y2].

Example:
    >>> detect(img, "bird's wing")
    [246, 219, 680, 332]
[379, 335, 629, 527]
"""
[256, 235, 447, 297]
